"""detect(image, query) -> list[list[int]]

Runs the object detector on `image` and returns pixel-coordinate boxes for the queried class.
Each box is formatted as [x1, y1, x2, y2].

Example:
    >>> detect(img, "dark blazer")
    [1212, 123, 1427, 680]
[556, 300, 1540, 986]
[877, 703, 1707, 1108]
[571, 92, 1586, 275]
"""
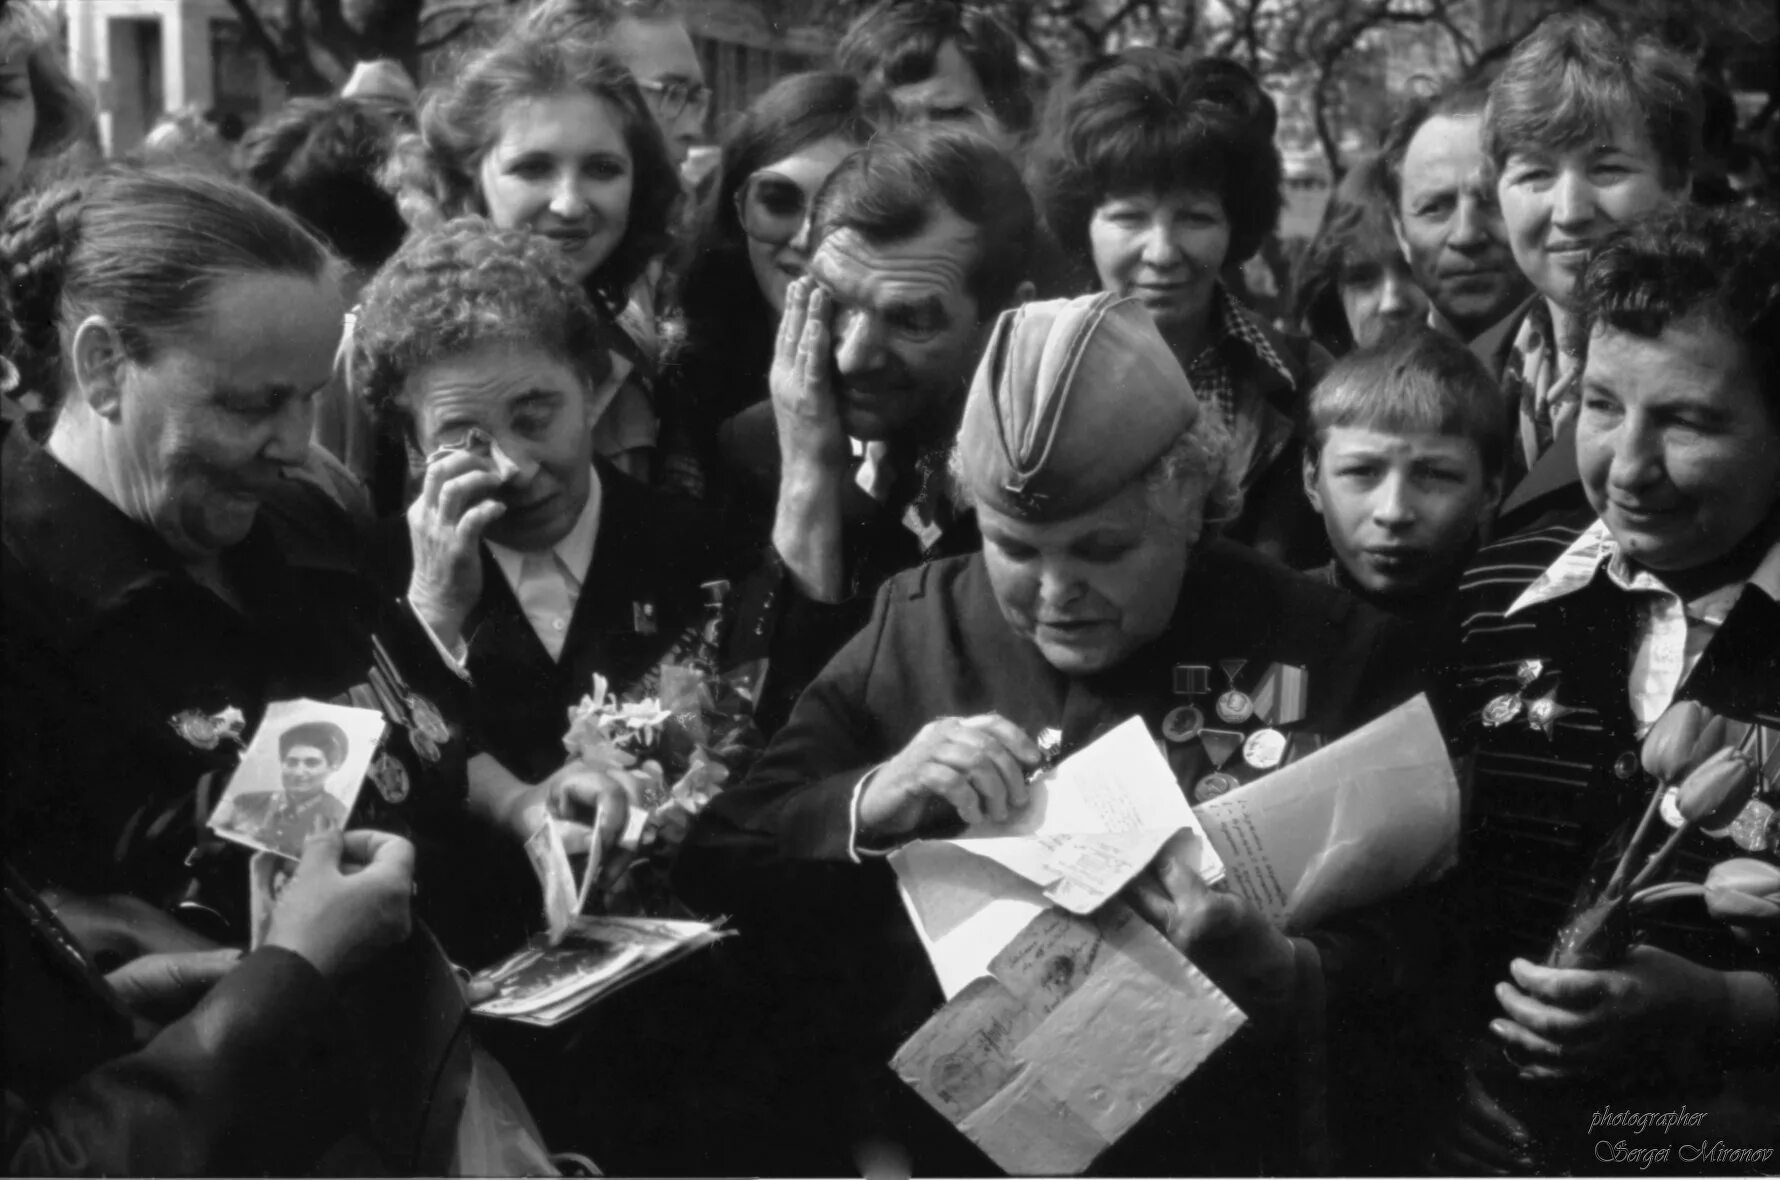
[677, 542, 1433, 1175]
[3, 866, 361, 1176]
[1468, 298, 1589, 536]
[1431, 514, 1780, 1169]
[717, 401, 981, 737]
[371, 459, 722, 786]
[0, 424, 467, 936]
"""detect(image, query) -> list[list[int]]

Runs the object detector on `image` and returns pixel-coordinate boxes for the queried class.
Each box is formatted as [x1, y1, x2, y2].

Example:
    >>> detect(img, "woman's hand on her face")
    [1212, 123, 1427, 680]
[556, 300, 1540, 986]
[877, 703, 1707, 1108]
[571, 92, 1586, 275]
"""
[770, 277, 850, 476]
[857, 714, 1043, 841]
[406, 448, 505, 649]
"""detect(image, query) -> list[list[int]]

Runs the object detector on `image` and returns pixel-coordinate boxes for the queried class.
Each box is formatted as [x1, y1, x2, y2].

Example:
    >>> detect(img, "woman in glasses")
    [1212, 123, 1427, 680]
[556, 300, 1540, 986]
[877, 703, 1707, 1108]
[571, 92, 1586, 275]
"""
[388, 24, 681, 481]
[671, 71, 874, 485]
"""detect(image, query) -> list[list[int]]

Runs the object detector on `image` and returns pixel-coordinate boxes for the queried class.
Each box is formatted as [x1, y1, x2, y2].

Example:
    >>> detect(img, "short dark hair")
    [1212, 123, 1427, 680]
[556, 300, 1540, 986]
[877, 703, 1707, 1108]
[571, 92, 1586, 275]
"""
[1308, 327, 1508, 479]
[1567, 204, 1780, 421]
[703, 71, 874, 251]
[1034, 50, 1282, 272]
[810, 123, 1034, 318]
[1292, 153, 1403, 354]
[279, 720, 349, 768]
[1482, 11, 1700, 191]
[2, 167, 331, 403]
[238, 97, 409, 273]
[836, 0, 1032, 135]
[1377, 68, 1493, 213]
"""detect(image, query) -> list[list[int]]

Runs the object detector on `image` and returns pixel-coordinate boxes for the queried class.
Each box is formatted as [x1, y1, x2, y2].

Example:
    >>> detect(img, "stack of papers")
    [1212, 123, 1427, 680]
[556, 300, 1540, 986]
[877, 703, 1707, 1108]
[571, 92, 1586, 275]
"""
[893, 904, 1246, 1175]
[469, 915, 728, 1027]
[889, 716, 1224, 998]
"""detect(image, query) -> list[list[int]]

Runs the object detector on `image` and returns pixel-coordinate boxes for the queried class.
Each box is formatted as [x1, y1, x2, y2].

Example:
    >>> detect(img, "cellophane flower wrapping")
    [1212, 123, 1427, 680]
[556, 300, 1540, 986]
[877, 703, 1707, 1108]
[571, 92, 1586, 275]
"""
[561, 658, 767, 916]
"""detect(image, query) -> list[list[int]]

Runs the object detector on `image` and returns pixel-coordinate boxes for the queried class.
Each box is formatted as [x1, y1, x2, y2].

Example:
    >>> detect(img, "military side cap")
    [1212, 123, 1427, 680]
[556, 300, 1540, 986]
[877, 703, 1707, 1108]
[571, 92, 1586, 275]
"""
[958, 292, 1198, 521]
[279, 720, 350, 767]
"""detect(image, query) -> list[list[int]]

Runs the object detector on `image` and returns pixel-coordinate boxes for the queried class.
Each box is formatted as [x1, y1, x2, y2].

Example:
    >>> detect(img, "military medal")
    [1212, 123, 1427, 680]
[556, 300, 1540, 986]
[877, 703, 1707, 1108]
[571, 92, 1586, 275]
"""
[1162, 705, 1204, 744]
[1194, 728, 1244, 804]
[1171, 664, 1211, 696]
[1728, 799, 1779, 853]
[1524, 692, 1575, 738]
[1166, 664, 1212, 744]
[1215, 659, 1253, 725]
[1242, 728, 1287, 771]
[406, 693, 451, 745]
[1481, 694, 1524, 728]
[169, 706, 247, 752]
[411, 729, 441, 764]
[370, 751, 411, 803]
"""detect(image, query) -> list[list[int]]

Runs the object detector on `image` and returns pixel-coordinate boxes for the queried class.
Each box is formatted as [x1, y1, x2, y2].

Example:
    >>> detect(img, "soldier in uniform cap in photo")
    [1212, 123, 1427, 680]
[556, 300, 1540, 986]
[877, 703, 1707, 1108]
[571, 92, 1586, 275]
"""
[213, 721, 353, 856]
[677, 292, 1439, 1174]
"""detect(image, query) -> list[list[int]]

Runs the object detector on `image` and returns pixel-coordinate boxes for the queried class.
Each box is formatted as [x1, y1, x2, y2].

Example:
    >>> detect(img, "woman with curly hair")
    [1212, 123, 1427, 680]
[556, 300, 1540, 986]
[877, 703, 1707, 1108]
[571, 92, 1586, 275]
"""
[351, 215, 719, 918]
[387, 23, 681, 480]
[1032, 49, 1327, 566]
[1292, 153, 1429, 356]
[0, 0, 92, 205]
[671, 71, 872, 480]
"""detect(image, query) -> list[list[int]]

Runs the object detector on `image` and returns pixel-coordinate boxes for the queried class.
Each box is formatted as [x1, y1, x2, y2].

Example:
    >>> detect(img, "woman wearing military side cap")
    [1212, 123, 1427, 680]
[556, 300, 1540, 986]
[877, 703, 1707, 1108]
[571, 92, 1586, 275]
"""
[676, 292, 1438, 1175]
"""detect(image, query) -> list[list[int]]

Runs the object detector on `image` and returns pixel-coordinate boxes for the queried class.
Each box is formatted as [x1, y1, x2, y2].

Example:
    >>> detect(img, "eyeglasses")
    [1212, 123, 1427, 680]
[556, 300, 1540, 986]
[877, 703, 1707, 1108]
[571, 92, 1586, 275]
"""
[636, 77, 711, 121]
[735, 171, 816, 248]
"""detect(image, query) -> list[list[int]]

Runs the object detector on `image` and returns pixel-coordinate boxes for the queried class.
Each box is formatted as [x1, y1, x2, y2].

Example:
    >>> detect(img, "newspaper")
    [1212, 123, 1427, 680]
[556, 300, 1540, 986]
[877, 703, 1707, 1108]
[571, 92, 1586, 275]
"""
[1193, 693, 1460, 931]
[889, 716, 1223, 997]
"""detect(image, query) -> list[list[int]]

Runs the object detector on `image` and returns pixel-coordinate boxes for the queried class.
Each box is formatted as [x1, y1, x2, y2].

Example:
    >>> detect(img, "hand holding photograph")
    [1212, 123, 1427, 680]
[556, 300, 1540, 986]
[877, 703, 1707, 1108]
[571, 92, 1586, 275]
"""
[206, 699, 387, 861]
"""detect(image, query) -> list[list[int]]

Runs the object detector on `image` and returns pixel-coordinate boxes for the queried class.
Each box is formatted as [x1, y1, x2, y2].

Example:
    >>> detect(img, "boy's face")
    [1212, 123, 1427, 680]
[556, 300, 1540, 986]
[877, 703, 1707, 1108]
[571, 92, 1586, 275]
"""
[1304, 426, 1499, 599]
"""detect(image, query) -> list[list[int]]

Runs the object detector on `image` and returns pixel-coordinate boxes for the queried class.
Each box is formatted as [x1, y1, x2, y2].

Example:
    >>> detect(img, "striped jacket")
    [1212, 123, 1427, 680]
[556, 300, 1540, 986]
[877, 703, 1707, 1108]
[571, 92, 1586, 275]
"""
[1438, 511, 1780, 991]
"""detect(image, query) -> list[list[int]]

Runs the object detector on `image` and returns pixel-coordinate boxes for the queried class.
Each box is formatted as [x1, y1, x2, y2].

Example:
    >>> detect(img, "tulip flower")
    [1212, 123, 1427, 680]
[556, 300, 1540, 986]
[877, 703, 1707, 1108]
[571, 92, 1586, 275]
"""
[1706, 858, 1780, 947]
[1676, 748, 1759, 828]
[1608, 703, 1729, 899]
[1628, 744, 1760, 896]
[1630, 858, 1780, 949]
[1641, 700, 1710, 783]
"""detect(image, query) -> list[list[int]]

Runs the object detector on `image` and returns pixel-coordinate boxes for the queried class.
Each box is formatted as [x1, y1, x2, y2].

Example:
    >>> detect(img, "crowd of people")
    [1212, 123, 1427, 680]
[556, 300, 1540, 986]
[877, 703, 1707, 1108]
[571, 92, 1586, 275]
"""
[1, 0, 1776, 1173]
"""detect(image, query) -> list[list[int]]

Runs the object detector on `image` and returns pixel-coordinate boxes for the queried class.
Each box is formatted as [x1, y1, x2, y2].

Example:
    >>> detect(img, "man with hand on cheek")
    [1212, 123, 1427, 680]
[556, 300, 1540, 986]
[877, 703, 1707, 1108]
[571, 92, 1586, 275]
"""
[719, 124, 1037, 735]
[1434, 205, 1780, 1174]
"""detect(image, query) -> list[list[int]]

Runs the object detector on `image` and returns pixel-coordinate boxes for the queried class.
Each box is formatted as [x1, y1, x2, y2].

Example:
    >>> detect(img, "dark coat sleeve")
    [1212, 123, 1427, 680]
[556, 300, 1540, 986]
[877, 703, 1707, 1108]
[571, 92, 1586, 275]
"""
[4, 947, 359, 1177]
[676, 576, 901, 915]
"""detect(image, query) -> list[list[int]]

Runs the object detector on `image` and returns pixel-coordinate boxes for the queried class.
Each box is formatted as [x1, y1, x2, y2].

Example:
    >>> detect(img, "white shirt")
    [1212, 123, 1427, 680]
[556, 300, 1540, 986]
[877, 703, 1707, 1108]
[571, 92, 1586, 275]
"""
[412, 468, 603, 674]
[1507, 518, 1780, 727]
[485, 468, 603, 661]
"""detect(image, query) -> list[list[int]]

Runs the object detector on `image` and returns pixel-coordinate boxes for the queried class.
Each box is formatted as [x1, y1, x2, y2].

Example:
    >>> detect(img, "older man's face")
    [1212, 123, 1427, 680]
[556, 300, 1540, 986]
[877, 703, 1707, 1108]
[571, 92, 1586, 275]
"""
[403, 343, 595, 553]
[1394, 113, 1524, 338]
[979, 479, 1195, 676]
[806, 207, 987, 442]
[1578, 320, 1780, 574]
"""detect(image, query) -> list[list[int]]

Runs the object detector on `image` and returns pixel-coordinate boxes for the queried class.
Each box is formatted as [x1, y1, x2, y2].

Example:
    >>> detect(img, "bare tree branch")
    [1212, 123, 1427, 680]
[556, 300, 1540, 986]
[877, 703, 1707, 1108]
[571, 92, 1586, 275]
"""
[417, 14, 480, 50]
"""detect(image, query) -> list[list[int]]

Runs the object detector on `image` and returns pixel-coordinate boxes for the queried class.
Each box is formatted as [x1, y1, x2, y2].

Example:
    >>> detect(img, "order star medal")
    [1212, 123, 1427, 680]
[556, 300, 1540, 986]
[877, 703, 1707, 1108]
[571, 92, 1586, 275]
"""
[1524, 691, 1575, 738]
[370, 751, 412, 803]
